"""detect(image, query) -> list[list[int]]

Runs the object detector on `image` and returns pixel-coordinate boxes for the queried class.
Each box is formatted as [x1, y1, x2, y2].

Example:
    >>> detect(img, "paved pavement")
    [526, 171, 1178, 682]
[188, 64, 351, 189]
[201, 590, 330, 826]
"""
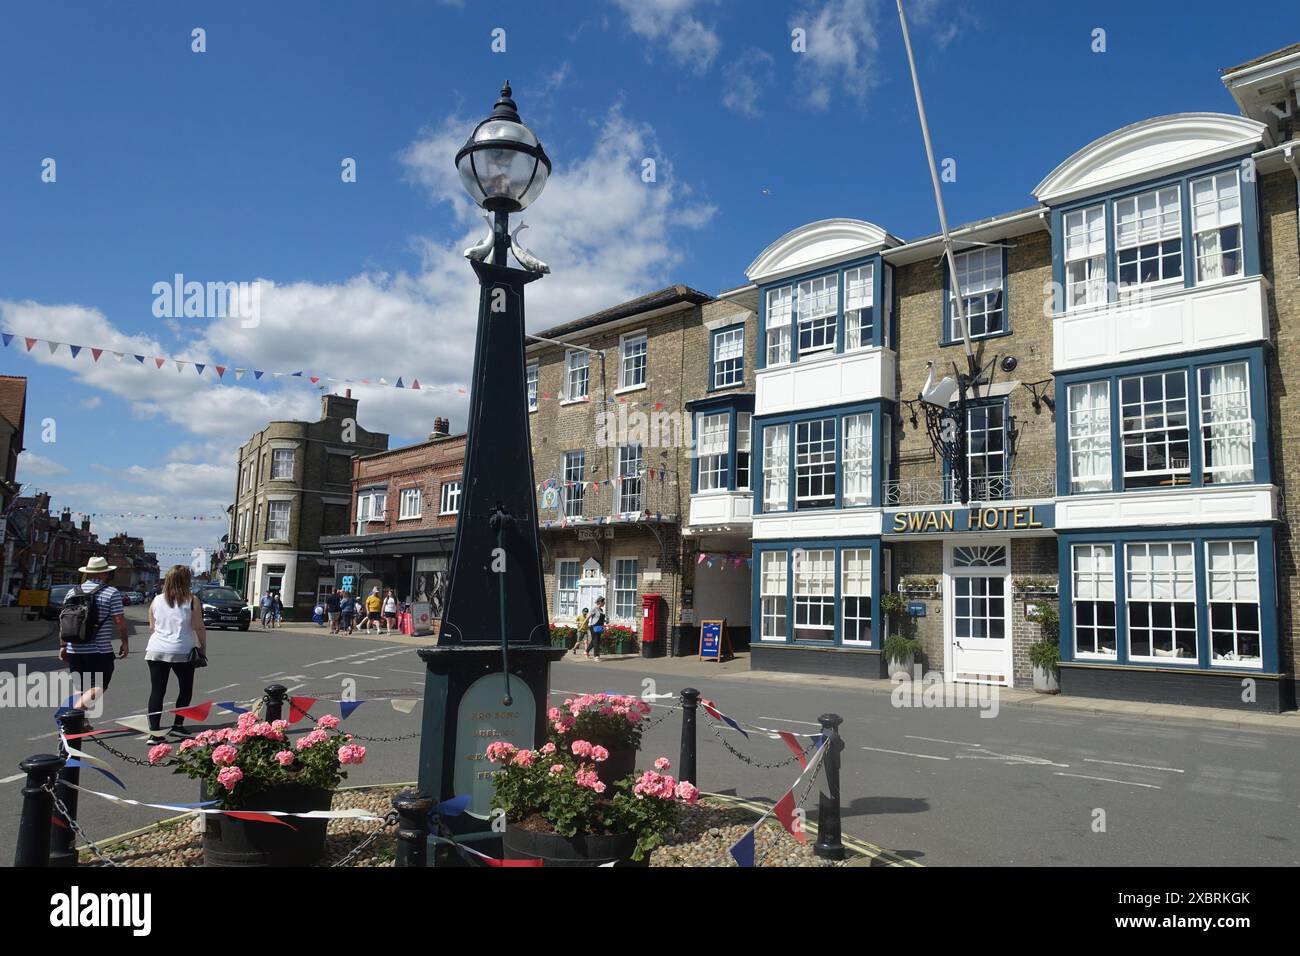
[2, 607, 1298, 866]
[0, 607, 56, 652]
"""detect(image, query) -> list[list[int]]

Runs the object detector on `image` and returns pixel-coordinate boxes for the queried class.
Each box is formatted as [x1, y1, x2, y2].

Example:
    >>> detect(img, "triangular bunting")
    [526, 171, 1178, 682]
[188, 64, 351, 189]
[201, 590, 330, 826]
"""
[214, 365, 226, 378]
[389, 698, 419, 714]
[773, 789, 806, 845]
[91, 348, 103, 361]
[339, 699, 365, 720]
[254, 370, 264, 380]
[154, 358, 166, 369]
[24, 338, 37, 351]
[175, 360, 187, 373]
[729, 828, 756, 867]
[288, 696, 317, 724]
[394, 378, 404, 388]
[174, 700, 213, 722]
[309, 376, 320, 384]
[777, 732, 808, 769]
[47, 341, 61, 354]
[194, 363, 205, 375]
[69, 345, 82, 359]
[1, 333, 12, 347]
[216, 702, 249, 715]
[225, 812, 297, 830]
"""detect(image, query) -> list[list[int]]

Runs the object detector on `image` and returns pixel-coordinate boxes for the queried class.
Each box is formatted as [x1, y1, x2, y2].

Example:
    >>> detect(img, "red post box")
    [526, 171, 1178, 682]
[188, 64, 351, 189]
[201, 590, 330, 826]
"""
[641, 594, 664, 658]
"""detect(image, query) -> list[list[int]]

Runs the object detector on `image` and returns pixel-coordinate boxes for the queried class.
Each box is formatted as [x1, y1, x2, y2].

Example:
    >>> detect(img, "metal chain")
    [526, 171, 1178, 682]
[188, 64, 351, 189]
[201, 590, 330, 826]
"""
[329, 811, 398, 867]
[637, 706, 679, 732]
[46, 784, 121, 867]
[89, 735, 161, 768]
[295, 708, 420, 743]
[702, 717, 808, 770]
[755, 758, 826, 867]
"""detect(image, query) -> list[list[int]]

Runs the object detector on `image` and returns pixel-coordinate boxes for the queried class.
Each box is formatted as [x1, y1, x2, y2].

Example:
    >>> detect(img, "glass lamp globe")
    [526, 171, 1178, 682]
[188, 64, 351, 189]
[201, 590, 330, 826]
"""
[455, 83, 551, 213]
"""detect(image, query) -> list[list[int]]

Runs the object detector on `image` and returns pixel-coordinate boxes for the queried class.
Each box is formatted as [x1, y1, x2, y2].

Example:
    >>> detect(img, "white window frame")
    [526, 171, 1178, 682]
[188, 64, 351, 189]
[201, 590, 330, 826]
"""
[765, 285, 793, 366]
[1114, 185, 1183, 292]
[617, 443, 643, 514]
[357, 489, 386, 527]
[793, 548, 835, 641]
[266, 500, 291, 543]
[1198, 361, 1253, 486]
[795, 418, 836, 510]
[843, 264, 874, 350]
[1191, 170, 1243, 284]
[842, 413, 872, 507]
[1067, 381, 1113, 493]
[712, 327, 744, 389]
[564, 350, 590, 402]
[555, 559, 580, 620]
[1071, 543, 1117, 659]
[762, 424, 790, 513]
[796, 275, 838, 356]
[950, 247, 1005, 340]
[562, 450, 585, 518]
[271, 448, 295, 480]
[613, 557, 638, 621]
[399, 487, 422, 520]
[618, 332, 647, 391]
[439, 481, 461, 515]
[760, 551, 788, 641]
[1063, 204, 1107, 309]
[696, 413, 730, 493]
[1124, 541, 1197, 664]
[1120, 370, 1190, 489]
[1206, 539, 1262, 668]
[736, 411, 752, 491]
[526, 363, 539, 412]
[841, 548, 872, 645]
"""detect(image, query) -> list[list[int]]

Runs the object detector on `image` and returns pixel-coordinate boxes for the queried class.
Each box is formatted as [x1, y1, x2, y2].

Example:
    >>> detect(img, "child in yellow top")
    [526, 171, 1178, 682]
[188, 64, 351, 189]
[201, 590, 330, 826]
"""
[365, 589, 383, 632]
[575, 609, 589, 656]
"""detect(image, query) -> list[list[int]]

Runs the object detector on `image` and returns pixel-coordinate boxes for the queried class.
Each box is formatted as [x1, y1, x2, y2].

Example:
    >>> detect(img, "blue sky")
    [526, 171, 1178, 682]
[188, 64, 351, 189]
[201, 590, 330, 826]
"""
[2, 0, 1296, 561]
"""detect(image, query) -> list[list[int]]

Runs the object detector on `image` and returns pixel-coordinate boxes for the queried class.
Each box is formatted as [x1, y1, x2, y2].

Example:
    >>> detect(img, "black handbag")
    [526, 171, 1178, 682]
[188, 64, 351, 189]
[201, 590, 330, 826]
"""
[188, 647, 208, 668]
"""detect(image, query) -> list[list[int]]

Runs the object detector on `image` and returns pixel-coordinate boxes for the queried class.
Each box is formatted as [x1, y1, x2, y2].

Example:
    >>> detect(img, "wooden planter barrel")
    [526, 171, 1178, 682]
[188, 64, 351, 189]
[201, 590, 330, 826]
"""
[587, 736, 638, 791]
[503, 823, 646, 867]
[202, 782, 332, 867]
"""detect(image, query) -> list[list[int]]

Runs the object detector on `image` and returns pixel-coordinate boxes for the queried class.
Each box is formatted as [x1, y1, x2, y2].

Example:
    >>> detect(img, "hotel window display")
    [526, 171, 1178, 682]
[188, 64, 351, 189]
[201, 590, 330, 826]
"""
[1120, 371, 1189, 489]
[1072, 544, 1116, 658]
[1114, 186, 1182, 289]
[1199, 362, 1252, 484]
[795, 418, 836, 509]
[1064, 204, 1107, 308]
[1068, 381, 1112, 492]
[1191, 171, 1243, 283]
[1206, 540, 1261, 666]
[793, 549, 835, 641]
[760, 551, 788, 640]
[796, 275, 837, 354]
[762, 424, 790, 512]
[736, 412, 752, 490]
[842, 413, 872, 507]
[697, 413, 729, 492]
[766, 285, 793, 366]
[949, 248, 1004, 340]
[841, 549, 872, 644]
[1125, 542, 1196, 661]
[843, 264, 874, 350]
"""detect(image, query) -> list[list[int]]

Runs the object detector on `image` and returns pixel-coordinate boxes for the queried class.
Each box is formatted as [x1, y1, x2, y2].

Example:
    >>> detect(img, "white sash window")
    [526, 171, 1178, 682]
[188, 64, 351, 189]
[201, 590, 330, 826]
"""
[696, 413, 730, 492]
[765, 286, 793, 366]
[842, 413, 872, 507]
[1072, 544, 1116, 658]
[950, 248, 1004, 339]
[1207, 540, 1261, 666]
[1125, 542, 1196, 662]
[1199, 362, 1252, 485]
[762, 424, 790, 512]
[796, 275, 837, 354]
[841, 549, 872, 644]
[1068, 381, 1112, 492]
[843, 264, 874, 350]
[1191, 171, 1243, 283]
[1064, 204, 1107, 308]
[760, 551, 788, 640]
[1115, 186, 1183, 289]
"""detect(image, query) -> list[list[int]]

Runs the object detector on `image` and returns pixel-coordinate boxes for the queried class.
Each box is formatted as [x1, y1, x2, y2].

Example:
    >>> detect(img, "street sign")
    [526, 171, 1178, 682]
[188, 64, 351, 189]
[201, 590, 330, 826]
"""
[699, 619, 733, 661]
[907, 602, 927, 617]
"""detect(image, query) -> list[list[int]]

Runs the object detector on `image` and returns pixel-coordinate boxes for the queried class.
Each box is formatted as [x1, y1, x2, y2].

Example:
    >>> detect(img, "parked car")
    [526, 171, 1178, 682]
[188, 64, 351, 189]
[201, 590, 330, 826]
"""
[194, 585, 252, 631]
[40, 584, 77, 620]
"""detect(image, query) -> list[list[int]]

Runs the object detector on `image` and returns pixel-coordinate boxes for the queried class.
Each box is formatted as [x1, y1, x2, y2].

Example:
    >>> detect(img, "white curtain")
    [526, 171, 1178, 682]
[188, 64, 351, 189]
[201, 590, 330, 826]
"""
[763, 425, 789, 511]
[1202, 362, 1252, 483]
[842, 414, 872, 506]
[1069, 382, 1111, 492]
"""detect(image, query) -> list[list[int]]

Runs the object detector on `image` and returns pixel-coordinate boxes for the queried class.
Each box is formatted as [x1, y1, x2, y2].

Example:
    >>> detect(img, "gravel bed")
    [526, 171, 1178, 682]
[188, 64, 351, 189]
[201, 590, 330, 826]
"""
[81, 787, 843, 867]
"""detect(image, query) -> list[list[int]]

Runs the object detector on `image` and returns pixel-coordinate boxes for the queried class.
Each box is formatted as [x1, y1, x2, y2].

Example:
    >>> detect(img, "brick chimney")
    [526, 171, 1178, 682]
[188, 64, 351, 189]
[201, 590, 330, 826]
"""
[321, 391, 359, 422]
[430, 417, 450, 440]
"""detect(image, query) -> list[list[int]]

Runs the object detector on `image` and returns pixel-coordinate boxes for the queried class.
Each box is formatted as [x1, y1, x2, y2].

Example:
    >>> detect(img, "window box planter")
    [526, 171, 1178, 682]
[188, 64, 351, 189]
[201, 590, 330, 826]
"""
[503, 820, 646, 867]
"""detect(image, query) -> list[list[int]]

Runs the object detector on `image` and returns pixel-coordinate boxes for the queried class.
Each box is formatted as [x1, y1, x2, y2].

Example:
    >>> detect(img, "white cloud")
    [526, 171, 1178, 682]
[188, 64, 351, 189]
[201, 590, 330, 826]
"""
[15, 451, 68, 478]
[721, 48, 775, 118]
[789, 0, 880, 111]
[610, 0, 722, 74]
[80, 396, 102, 409]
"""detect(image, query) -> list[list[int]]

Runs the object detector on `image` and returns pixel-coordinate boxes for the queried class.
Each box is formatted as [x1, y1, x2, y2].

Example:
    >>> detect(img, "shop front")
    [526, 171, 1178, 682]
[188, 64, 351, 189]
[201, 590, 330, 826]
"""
[320, 528, 455, 633]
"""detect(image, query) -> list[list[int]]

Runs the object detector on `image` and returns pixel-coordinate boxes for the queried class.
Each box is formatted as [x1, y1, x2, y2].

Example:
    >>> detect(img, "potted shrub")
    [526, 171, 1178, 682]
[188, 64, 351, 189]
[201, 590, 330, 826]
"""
[898, 575, 940, 596]
[549, 624, 578, 649]
[1013, 576, 1059, 596]
[549, 692, 648, 789]
[1026, 602, 1060, 693]
[148, 710, 366, 866]
[883, 633, 921, 679]
[602, 624, 638, 655]
[489, 743, 697, 866]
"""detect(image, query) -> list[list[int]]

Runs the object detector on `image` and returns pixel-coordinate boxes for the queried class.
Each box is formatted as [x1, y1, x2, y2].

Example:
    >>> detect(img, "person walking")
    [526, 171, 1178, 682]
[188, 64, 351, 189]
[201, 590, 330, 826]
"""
[382, 588, 398, 635]
[365, 586, 382, 633]
[339, 590, 356, 635]
[575, 607, 590, 657]
[271, 590, 284, 627]
[59, 556, 129, 715]
[144, 565, 207, 745]
[260, 590, 273, 629]
[587, 597, 607, 660]
[326, 589, 341, 633]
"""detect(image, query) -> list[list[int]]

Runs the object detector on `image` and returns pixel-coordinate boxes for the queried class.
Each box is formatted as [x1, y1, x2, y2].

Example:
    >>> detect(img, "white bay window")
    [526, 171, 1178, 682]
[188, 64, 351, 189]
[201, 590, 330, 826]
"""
[1191, 171, 1242, 283]
[1207, 540, 1261, 666]
[1115, 186, 1182, 290]
[1126, 542, 1196, 662]
[762, 424, 790, 512]
[796, 275, 837, 354]
[1068, 381, 1112, 493]
[765, 286, 792, 366]
[1064, 204, 1107, 308]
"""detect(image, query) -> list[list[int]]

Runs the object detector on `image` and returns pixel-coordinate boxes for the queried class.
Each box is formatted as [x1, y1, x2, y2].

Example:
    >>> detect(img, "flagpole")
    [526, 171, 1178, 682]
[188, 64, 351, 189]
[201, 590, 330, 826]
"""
[896, 0, 976, 377]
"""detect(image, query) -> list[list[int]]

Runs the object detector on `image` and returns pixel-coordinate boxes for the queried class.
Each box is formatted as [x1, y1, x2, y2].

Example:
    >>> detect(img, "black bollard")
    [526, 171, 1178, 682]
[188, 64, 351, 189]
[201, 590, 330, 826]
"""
[679, 688, 699, 787]
[392, 791, 433, 868]
[813, 713, 845, 861]
[51, 709, 87, 867]
[264, 683, 288, 723]
[14, 754, 65, 867]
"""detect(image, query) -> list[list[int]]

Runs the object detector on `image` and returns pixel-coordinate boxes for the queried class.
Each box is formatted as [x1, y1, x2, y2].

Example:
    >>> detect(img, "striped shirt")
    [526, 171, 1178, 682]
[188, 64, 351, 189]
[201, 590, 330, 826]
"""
[66, 581, 123, 655]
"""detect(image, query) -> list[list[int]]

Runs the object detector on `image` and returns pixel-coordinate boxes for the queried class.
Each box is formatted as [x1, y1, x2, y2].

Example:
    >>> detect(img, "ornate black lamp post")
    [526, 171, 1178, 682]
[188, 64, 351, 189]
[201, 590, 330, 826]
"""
[413, 83, 565, 851]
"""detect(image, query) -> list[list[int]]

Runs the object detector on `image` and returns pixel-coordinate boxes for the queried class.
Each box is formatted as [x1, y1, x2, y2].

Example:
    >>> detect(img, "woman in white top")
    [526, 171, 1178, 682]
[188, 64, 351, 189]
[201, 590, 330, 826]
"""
[144, 565, 207, 745]
[382, 588, 399, 634]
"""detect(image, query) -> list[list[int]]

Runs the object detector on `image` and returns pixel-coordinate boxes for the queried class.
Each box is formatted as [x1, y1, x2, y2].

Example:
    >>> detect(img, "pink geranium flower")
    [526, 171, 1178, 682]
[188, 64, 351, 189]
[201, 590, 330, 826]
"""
[571, 740, 593, 758]
[211, 744, 238, 766]
[338, 744, 366, 765]
[541, 742, 556, 755]
[674, 781, 699, 804]
[147, 743, 173, 765]
[217, 766, 243, 790]
[316, 714, 340, 730]
[549, 763, 565, 776]
[512, 749, 535, 767]
[590, 745, 610, 763]
[275, 750, 295, 766]
[654, 757, 671, 771]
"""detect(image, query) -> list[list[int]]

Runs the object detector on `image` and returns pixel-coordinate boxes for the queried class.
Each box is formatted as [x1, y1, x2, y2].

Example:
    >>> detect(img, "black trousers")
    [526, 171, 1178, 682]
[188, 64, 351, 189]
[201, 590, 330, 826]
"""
[147, 659, 197, 732]
[67, 652, 115, 693]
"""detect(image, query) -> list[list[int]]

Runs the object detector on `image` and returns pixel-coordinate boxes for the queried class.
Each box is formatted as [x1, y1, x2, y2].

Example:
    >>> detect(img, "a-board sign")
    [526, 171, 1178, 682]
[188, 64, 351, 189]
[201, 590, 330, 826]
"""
[699, 619, 733, 662]
[18, 589, 49, 608]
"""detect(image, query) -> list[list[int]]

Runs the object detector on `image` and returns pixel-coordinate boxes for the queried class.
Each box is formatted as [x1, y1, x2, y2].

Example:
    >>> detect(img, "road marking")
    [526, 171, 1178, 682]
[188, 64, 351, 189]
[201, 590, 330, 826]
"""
[391, 669, 425, 675]
[205, 683, 239, 693]
[1, 773, 27, 784]
[27, 731, 58, 741]
[906, 735, 982, 748]
[862, 746, 949, 761]
[1054, 771, 1161, 790]
[1084, 758, 1184, 773]
[954, 751, 1070, 768]
[757, 716, 822, 727]
[322, 672, 378, 680]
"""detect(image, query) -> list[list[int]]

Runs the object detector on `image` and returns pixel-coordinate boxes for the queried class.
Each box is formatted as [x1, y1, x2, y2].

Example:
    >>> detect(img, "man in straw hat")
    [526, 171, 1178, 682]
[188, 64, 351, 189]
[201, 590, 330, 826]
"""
[59, 555, 129, 715]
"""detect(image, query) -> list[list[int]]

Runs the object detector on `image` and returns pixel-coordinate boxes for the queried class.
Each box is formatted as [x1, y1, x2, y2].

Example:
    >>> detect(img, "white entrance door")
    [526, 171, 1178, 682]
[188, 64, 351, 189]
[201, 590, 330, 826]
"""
[944, 542, 1012, 686]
